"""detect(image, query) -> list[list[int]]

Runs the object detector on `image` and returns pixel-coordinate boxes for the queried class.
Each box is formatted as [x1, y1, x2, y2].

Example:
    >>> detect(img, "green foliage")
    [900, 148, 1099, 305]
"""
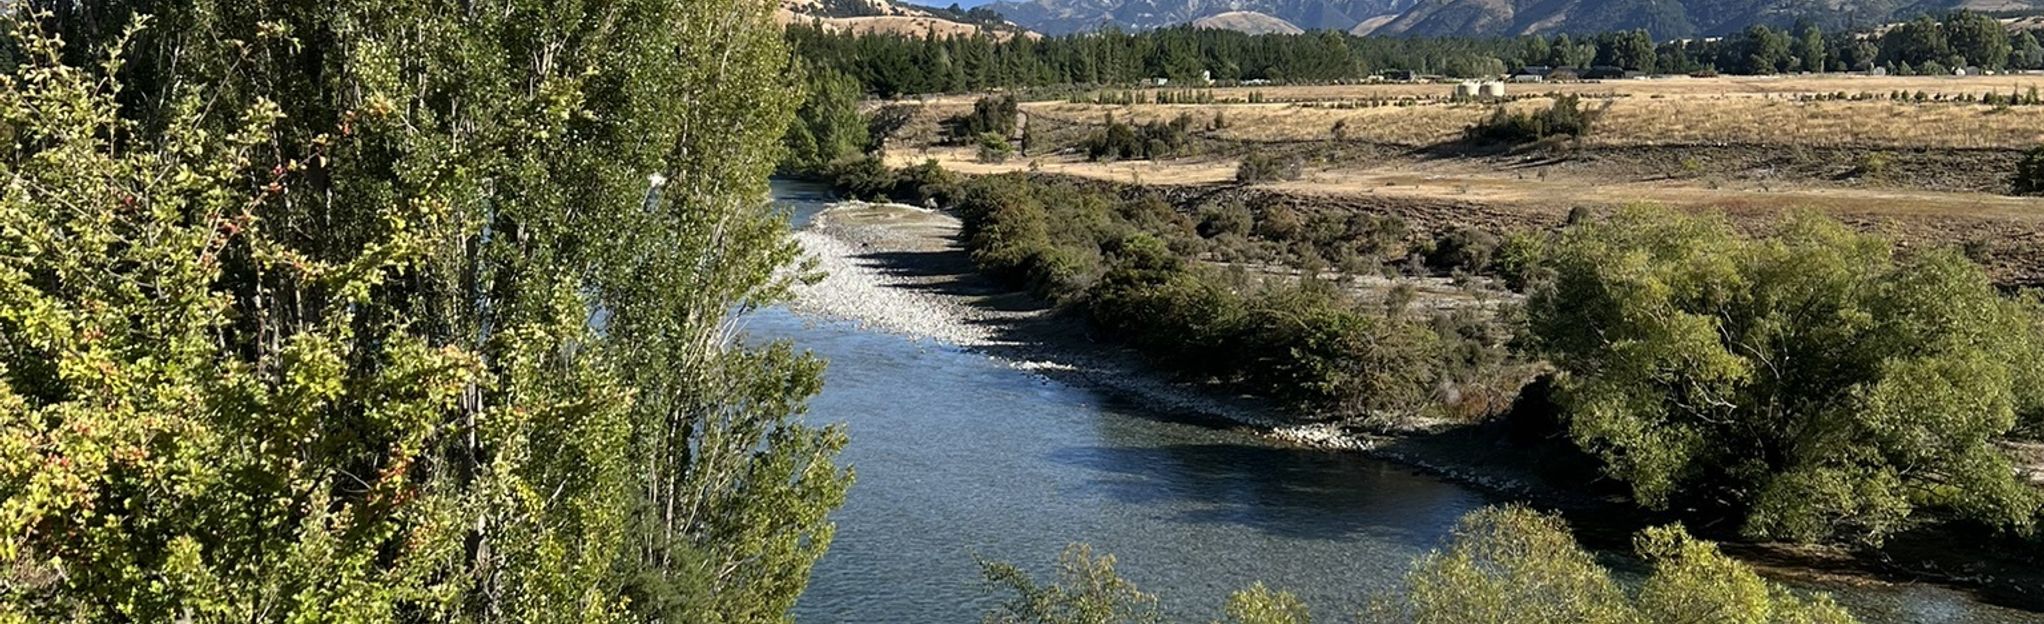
[784, 63, 872, 173]
[1426, 228, 1503, 274]
[1466, 96, 1593, 145]
[2, 0, 849, 620]
[1084, 114, 1193, 162]
[1220, 584, 1312, 624]
[1527, 207, 2044, 543]
[788, 19, 2028, 98]
[952, 174, 1513, 423]
[1369, 507, 1634, 624]
[1363, 507, 1857, 624]
[825, 157, 960, 206]
[1236, 153, 1304, 184]
[989, 508, 1859, 624]
[2013, 146, 2044, 196]
[979, 132, 1018, 163]
[950, 94, 1021, 140]
[980, 544, 1162, 624]
[1631, 525, 1856, 624]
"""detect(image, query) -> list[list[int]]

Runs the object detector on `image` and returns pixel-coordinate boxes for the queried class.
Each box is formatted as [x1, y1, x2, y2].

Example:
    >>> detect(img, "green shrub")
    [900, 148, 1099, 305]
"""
[984, 507, 1859, 624]
[978, 132, 1016, 163]
[1084, 113, 1194, 161]
[1528, 207, 2044, 543]
[826, 155, 901, 201]
[1465, 95, 1594, 144]
[1426, 227, 1502, 274]
[1236, 152, 1304, 183]
[782, 63, 871, 172]
[946, 93, 1019, 141]
[1198, 202, 1255, 237]
[1361, 507, 1856, 624]
[2013, 146, 2044, 195]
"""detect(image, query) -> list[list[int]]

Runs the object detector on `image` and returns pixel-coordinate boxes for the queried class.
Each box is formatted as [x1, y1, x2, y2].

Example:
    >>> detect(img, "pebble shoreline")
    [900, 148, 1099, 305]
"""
[781, 199, 2044, 605]
[783, 201, 1544, 500]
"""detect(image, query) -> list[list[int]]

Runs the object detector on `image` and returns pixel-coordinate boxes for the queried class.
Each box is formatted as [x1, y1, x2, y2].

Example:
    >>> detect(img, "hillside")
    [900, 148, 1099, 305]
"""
[989, 0, 1416, 34]
[779, 0, 1033, 38]
[1192, 10, 1308, 33]
[993, 0, 2044, 37]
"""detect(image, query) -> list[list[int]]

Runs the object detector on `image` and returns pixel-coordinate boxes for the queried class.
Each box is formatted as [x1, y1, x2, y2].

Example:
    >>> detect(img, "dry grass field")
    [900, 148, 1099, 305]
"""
[904, 74, 2044, 148]
[880, 73, 2044, 283]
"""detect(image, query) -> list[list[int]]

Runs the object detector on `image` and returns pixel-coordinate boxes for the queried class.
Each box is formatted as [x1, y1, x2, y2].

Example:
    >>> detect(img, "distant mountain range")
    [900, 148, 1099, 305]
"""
[778, 0, 1033, 38]
[1192, 10, 1311, 33]
[986, 0, 2044, 37]
[989, 0, 1415, 34]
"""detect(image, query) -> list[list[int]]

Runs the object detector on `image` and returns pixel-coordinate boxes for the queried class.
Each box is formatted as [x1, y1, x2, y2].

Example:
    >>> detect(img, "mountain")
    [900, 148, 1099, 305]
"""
[779, 0, 1034, 38]
[990, 0, 2044, 38]
[988, 0, 1417, 35]
[1192, 10, 1308, 33]
[1362, 0, 1817, 38]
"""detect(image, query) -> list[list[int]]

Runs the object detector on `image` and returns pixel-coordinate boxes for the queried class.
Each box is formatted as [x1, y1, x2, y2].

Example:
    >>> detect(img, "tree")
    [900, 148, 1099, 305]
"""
[988, 508, 1859, 624]
[785, 64, 873, 172]
[1632, 525, 1856, 624]
[1527, 207, 2044, 544]
[2014, 147, 2044, 195]
[1877, 16, 1949, 68]
[1796, 24, 1827, 73]
[1944, 11, 2011, 69]
[1221, 584, 1313, 624]
[1361, 507, 1856, 624]
[1371, 507, 1634, 624]
[4, 0, 851, 620]
[1614, 30, 1657, 73]
[980, 544, 1162, 624]
[2014, 32, 2044, 70]
[1731, 25, 1794, 74]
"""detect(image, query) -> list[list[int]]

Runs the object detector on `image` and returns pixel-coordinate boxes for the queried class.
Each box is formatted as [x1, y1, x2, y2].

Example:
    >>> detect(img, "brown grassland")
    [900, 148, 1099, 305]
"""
[880, 73, 2044, 283]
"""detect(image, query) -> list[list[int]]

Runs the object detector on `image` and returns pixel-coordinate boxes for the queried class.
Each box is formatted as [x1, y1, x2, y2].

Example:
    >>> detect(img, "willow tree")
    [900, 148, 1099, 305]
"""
[2, 0, 847, 621]
[1527, 207, 2044, 544]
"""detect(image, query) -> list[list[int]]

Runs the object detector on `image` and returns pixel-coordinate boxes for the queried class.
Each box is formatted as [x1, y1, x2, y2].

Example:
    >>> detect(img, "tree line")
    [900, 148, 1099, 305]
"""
[1, 1, 849, 620]
[787, 12, 2044, 97]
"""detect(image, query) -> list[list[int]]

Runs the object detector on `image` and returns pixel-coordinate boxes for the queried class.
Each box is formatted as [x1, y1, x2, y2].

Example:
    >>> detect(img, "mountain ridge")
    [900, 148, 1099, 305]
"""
[987, 0, 2044, 38]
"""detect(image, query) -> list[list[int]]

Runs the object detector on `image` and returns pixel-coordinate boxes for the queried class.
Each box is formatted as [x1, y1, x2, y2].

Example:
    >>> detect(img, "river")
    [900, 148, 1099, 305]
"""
[762, 178, 2043, 624]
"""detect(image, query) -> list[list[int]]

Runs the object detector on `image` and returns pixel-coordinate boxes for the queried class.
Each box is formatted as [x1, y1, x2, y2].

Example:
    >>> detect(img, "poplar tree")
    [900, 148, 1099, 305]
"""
[2, 0, 849, 620]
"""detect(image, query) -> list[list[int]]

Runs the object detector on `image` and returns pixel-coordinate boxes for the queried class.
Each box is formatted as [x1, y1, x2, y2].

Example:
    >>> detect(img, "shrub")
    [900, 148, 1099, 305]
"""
[1426, 227, 1502, 274]
[1198, 202, 1255, 237]
[826, 155, 901, 201]
[2014, 146, 2044, 195]
[977, 132, 1015, 163]
[978, 545, 1161, 624]
[1528, 207, 2044, 543]
[1084, 114, 1194, 161]
[1465, 95, 1594, 144]
[782, 64, 871, 173]
[1237, 152, 1304, 183]
[946, 93, 1019, 141]
[985, 507, 1861, 624]
[1361, 507, 1856, 624]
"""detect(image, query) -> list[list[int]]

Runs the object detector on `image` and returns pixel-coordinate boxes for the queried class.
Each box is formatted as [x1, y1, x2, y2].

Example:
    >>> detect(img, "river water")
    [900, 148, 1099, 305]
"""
[762, 179, 2042, 624]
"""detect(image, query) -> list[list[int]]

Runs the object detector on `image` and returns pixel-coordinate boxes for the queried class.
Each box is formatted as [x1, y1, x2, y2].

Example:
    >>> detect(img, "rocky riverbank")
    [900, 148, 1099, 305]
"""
[787, 200, 1540, 495]
[783, 198, 2044, 616]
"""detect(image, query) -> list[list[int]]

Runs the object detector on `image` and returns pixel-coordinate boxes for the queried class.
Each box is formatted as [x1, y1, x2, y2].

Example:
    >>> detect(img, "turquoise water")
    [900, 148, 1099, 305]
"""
[763, 179, 2042, 624]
